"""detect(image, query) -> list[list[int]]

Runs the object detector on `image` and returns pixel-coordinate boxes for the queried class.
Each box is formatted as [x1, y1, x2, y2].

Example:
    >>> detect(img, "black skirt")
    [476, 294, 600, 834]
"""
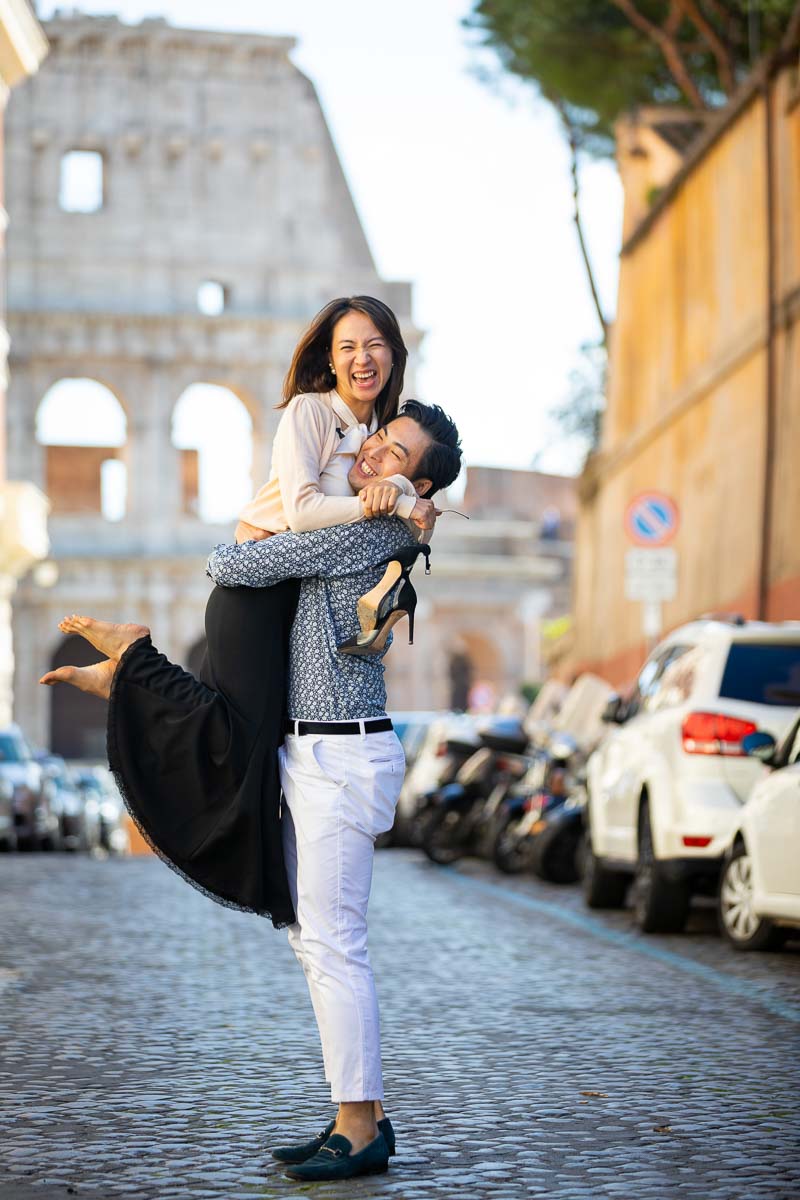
[106, 579, 300, 928]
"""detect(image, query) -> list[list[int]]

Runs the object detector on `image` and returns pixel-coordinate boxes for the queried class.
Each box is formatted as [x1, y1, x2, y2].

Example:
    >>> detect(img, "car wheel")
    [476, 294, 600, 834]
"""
[537, 828, 582, 884]
[718, 843, 786, 952]
[633, 802, 690, 933]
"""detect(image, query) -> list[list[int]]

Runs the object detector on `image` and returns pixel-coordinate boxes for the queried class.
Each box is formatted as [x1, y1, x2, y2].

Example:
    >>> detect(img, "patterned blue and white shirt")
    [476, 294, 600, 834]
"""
[206, 518, 417, 721]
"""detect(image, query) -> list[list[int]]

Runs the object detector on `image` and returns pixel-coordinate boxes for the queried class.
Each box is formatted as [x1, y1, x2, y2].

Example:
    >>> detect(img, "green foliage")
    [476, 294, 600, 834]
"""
[533, 342, 607, 468]
[466, 0, 797, 156]
[552, 341, 607, 452]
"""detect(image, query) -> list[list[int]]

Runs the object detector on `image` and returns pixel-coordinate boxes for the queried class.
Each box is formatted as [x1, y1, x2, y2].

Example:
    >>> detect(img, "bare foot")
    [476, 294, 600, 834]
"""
[58, 614, 149, 660]
[40, 657, 117, 701]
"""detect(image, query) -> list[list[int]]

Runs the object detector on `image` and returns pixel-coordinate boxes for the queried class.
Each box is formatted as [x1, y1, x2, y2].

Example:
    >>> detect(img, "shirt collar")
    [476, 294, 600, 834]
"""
[329, 390, 378, 434]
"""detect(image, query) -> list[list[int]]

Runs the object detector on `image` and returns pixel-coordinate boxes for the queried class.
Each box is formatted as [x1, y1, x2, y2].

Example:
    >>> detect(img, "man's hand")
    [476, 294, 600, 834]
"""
[410, 497, 437, 532]
[235, 520, 271, 544]
[359, 481, 402, 519]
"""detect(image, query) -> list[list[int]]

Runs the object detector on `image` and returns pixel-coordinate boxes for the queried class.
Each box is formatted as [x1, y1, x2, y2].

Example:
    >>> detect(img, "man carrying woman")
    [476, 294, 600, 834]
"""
[40, 296, 463, 1181]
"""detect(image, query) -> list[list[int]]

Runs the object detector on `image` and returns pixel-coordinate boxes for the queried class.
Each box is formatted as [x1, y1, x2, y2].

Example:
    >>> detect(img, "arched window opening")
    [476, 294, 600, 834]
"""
[49, 635, 107, 759]
[37, 379, 127, 519]
[172, 384, 253, 523]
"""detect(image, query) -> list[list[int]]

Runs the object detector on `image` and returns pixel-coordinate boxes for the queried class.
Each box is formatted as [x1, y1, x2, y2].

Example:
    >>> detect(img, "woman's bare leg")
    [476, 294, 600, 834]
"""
[58, 614, 149, 661]
[40, 656, 117, 700]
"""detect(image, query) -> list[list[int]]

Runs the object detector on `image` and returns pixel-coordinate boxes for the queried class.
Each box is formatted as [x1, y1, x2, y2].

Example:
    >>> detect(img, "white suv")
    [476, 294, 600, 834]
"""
[718, 713, 800, 951]
[583, 619, 800, 932]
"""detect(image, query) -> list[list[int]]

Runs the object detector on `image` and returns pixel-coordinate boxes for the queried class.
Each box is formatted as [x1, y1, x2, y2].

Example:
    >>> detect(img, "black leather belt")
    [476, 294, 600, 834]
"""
[285, 718, 394, 736]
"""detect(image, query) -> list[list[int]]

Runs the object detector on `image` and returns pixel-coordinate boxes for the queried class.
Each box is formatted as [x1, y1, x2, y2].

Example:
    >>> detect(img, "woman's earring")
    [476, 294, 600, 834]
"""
[329, 363, 336, 376]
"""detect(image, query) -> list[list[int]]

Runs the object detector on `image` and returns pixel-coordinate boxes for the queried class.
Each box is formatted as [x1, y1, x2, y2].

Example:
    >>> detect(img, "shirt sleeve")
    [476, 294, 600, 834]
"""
[387, 474, 418, 520]
[207, 519, 415, 589]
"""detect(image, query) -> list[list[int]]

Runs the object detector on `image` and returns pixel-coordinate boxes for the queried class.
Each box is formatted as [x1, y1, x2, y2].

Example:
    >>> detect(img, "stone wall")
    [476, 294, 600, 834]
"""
[570, 56, 800, 688]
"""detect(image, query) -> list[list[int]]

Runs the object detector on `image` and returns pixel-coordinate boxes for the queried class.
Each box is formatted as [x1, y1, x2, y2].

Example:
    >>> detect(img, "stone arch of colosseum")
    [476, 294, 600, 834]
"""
[171, 383, 255, 523]
[48, 632, 107, 760]
[37, 378, 129, 521]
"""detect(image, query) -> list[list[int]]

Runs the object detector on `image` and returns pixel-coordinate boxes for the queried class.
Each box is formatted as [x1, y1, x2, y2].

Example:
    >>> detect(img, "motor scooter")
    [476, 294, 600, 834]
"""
[421, 718, 531, 866]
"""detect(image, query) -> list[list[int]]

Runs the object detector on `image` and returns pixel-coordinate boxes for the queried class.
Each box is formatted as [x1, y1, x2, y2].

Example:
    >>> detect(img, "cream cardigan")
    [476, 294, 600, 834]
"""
[238, 391, 417, 534]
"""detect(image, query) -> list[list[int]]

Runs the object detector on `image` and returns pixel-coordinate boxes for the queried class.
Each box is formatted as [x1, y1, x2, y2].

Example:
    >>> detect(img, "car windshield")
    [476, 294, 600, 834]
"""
[719, 643, 800, 707]
[0, 733, 26, 763]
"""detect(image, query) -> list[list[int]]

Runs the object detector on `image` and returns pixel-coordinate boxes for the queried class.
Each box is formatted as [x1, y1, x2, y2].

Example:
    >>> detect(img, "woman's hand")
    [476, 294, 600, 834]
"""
[235, 520, 271, 544]
[359, 481, 402, 518]
[410, 497, 437, 532]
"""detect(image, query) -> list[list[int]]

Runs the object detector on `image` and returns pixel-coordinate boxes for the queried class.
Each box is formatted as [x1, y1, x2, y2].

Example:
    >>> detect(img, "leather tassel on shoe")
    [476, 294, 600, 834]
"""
[283, 1132, 390, 1182]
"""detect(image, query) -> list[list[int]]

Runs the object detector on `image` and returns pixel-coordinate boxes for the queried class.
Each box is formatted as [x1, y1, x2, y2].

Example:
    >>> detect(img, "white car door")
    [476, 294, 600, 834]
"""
[749, 722, 800, 919]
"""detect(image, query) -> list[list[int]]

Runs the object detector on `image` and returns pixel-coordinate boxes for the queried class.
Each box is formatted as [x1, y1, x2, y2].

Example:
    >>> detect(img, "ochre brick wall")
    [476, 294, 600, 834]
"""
[46, 445, 119, 513]
[570, 65, 800, 688]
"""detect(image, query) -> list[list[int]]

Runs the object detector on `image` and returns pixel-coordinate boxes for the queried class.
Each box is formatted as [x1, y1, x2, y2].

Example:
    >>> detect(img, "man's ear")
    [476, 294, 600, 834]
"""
[412, 478, 433, 498]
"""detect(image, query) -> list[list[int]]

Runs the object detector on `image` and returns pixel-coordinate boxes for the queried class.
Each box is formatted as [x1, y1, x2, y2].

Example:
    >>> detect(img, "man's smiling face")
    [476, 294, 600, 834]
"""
[348, 416, 432, 495]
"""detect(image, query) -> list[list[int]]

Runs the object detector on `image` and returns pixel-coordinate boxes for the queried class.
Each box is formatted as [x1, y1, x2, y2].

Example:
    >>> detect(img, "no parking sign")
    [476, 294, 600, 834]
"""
[624, 491, 680, 548]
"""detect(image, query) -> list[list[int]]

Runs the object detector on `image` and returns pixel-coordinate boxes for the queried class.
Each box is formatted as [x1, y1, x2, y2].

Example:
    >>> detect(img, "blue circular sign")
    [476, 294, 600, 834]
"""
[624, 492, 680, 547]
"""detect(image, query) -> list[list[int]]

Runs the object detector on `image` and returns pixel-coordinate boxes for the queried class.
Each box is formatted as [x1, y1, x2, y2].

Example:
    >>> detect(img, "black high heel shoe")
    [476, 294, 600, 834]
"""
[338, 544, 431, 657]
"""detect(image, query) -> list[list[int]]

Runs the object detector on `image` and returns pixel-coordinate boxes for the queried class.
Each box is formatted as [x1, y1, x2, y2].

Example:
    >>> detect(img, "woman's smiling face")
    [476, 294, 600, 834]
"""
[330, 311, 393, 413]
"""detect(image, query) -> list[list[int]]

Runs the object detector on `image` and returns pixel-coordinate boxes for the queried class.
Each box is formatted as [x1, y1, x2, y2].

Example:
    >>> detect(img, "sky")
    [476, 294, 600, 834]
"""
[37, 0, 623, 482]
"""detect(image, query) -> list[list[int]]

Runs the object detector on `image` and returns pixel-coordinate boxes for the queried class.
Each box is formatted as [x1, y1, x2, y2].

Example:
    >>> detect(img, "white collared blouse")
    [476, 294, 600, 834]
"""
[238, 391, 417, 534]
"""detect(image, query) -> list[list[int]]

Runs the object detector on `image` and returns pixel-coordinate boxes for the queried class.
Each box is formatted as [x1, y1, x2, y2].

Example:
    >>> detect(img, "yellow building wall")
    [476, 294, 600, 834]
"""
[572, 69, 800, 687]
[769, 70, 800, 619]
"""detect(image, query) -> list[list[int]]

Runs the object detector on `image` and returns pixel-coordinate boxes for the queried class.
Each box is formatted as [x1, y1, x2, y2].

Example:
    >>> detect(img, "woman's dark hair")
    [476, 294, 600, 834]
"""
[280, 296, 407, 424]
[400, 399, 463, 495]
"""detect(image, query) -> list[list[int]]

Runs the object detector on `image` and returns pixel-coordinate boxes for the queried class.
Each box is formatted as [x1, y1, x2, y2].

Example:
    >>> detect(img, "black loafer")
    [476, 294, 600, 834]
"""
[271, 1118, 335, 1164]
[284, 1132, 389, 1181]
[272, 1116, 396, 1164]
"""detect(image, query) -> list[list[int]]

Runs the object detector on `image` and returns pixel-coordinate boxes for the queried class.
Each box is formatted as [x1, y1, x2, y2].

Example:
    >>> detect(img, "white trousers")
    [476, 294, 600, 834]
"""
[279, 729, 405, 1103]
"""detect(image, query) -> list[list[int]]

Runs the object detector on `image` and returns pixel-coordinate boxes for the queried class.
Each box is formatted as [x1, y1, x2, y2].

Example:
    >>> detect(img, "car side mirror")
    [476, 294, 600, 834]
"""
[742, 731, 777, 765]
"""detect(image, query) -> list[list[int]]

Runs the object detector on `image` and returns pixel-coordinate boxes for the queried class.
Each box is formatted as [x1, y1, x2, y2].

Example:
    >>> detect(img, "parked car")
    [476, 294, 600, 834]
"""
[0, 725, 58, 850]
[37, 756, 102, 852]
[717, 715, 800, 951]
[0, 772, 15, 851]
[71, 765, 129, 854]
[584, 618, 800, 933]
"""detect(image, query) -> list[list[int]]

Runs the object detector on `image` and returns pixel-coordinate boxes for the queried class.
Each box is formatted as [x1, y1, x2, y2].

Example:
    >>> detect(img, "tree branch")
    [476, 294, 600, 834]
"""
[674, 0, 737, 93]
[700, 0, 744, 44]
[609, 0, 708, 108]
[553, 99, 609, 347]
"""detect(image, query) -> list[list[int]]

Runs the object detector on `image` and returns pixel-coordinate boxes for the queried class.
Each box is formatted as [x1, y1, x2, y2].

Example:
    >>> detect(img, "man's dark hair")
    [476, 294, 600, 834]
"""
[400, 399, 462, 494]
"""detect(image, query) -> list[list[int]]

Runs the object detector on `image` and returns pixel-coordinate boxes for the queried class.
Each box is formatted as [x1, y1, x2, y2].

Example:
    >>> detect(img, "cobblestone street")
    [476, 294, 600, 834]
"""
[1, 850, 799, 1200]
